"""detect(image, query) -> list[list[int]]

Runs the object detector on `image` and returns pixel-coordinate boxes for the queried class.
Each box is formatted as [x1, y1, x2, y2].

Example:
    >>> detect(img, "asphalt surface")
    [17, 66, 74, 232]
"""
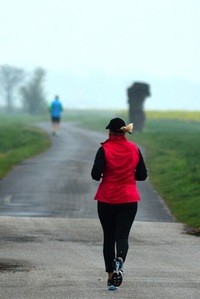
[0, 122, 199, 299]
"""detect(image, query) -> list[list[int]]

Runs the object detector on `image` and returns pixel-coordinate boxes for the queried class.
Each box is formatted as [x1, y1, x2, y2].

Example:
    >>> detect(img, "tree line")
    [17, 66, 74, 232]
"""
[0, 64, 48, 114]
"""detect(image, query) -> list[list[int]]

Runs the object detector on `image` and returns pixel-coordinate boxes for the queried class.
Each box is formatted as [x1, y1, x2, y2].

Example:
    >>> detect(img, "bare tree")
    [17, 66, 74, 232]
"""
[20, 67, 47, 114]
[0, 64, 24, 112]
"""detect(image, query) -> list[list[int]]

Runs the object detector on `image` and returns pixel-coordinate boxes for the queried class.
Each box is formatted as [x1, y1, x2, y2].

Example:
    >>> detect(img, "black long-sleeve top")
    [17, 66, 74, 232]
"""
[91, 146, 147, 181]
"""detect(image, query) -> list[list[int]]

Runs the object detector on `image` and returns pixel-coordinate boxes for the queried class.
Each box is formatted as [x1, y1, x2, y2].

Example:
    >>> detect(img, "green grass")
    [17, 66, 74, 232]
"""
[146, 110, 200, 121]
[0, 114, 51, 178]
[132, 118, 200, 228]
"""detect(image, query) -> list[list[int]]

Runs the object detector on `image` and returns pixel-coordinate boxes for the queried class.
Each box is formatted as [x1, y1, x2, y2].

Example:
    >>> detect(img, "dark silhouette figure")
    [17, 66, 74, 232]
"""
[127, 82, 150, 132]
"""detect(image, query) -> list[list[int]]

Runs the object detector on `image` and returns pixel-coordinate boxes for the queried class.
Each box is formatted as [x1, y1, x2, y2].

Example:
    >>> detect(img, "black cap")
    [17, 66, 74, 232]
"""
[106, 118, 126, 132]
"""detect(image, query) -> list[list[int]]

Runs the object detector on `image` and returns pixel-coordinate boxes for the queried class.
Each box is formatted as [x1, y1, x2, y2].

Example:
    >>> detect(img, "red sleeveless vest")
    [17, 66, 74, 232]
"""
[94, 135, 140, 204]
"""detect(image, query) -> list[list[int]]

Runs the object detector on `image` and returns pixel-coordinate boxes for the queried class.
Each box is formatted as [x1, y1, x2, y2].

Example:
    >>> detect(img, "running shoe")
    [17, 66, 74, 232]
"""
[107, 279, 117, 291]
[112, 257, 124, 287]
[113, 257, 123, 272]
[111, 270, 123, 287]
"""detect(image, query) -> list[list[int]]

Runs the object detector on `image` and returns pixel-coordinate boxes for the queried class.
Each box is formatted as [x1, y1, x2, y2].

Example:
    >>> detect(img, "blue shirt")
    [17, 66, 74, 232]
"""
[50, 99, 63, 117]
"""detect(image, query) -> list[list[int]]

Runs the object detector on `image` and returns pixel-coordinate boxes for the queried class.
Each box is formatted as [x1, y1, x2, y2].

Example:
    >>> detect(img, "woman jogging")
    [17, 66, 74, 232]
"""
[91, 117, 147, 291]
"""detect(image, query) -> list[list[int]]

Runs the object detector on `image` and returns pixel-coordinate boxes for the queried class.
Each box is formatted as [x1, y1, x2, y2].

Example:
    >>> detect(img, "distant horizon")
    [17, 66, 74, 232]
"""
[45, 69, 200, 111]
[0, 104, 199, 112]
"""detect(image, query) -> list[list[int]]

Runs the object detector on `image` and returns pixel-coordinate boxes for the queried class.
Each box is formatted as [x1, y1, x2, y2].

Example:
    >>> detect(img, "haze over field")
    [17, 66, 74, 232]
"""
[1, 0, 200, 110]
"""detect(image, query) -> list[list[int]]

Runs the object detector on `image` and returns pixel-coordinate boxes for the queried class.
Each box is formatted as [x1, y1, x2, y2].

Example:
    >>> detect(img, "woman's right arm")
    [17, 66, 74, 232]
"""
[135, 149, 148, 181]
[91, 147, 105, 181]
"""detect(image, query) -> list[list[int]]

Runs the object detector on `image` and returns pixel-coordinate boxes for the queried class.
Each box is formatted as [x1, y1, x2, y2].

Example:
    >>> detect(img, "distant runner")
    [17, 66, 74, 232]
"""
[49, 95, 63, 135]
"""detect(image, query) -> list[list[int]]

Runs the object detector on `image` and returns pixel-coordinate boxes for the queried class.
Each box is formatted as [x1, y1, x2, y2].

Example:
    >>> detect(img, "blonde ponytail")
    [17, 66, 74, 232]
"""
[120, 123, 134, 134]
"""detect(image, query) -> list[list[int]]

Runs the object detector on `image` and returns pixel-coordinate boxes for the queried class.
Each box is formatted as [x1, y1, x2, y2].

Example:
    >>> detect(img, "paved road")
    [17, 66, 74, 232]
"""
[0, 122, 199, 299]
[0, 121, 173, 221]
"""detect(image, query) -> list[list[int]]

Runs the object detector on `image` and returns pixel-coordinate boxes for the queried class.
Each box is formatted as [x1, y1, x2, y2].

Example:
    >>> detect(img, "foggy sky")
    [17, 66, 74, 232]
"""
[1, 0, 200, 110]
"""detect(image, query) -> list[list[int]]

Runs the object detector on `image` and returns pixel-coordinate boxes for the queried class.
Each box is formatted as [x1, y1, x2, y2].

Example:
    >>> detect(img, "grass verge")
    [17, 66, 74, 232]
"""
[132, 118, 200, 229]
[0, 114, 51, 178]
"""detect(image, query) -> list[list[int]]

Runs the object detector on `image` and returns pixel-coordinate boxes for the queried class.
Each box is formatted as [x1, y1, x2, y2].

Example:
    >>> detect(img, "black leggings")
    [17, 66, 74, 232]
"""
[97, 201, 138, 273]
